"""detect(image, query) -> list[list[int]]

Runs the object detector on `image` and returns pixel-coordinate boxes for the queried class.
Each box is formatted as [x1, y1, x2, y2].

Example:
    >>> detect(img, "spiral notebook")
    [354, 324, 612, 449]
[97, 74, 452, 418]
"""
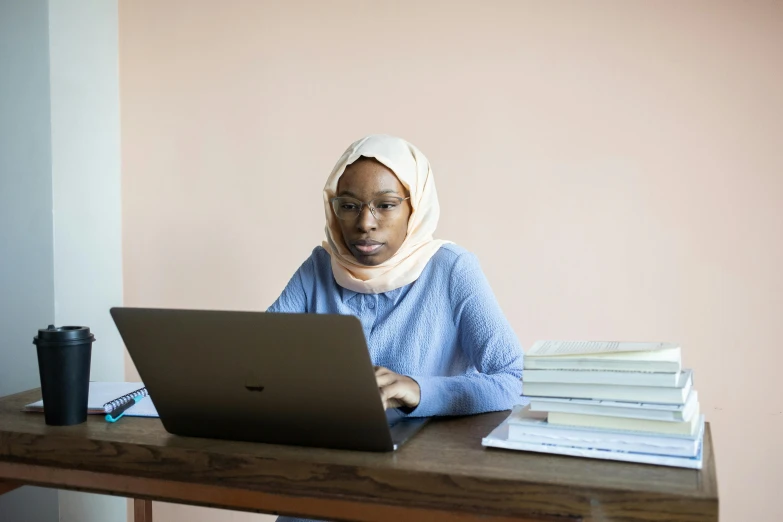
[23, 381, 159, 418]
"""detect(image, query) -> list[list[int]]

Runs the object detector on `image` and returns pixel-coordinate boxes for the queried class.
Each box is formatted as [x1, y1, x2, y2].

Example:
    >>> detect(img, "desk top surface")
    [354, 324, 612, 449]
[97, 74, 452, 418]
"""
[0, 389, 718, 521]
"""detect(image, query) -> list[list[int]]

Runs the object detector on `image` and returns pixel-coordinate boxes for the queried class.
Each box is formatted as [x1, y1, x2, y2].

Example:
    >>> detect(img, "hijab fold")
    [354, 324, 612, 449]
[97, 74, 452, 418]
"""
[322, 135, 450, 294]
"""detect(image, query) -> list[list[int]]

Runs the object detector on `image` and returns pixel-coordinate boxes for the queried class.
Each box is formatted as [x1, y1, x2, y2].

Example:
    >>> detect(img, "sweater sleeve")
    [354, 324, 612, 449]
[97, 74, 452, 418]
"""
[266, 256, 311, 313]
[409, 252, 524, 417]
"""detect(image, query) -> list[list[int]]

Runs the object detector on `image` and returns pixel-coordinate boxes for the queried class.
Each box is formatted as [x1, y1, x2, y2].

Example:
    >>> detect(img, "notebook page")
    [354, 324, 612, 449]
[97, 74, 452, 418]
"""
[124, 396, 159, 418]
[527, 341, 678, 357]
[84, 382, 146, 412]
[24, 382, 146, 413]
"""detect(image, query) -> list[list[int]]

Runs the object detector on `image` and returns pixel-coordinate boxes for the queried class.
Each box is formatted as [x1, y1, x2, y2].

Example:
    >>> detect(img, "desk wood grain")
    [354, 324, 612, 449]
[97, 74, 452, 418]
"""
[0, 389, 718, 522]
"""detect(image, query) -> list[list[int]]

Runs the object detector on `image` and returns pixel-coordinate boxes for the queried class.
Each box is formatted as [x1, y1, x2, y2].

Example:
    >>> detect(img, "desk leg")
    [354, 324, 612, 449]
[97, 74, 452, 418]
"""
[0, 480, 21, 496]
[134, 498, 153, 522]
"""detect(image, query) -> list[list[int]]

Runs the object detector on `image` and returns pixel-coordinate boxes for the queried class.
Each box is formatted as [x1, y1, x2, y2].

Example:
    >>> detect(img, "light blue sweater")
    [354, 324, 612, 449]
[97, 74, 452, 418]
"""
[268, 244, 524, 417]
[270, 244, 524, 522]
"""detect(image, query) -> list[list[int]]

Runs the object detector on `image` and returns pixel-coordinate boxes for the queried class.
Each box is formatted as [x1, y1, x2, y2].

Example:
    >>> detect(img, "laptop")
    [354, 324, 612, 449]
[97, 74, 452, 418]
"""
[109, 307, 429, 451]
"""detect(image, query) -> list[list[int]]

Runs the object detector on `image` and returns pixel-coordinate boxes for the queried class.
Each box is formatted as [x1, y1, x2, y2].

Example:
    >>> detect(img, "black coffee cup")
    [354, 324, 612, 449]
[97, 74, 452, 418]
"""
[33, 325, 95, 426]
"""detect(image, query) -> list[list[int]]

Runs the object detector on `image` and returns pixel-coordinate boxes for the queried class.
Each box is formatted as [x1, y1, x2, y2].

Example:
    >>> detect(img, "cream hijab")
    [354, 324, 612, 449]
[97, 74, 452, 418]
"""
[322, 135, 450, 294]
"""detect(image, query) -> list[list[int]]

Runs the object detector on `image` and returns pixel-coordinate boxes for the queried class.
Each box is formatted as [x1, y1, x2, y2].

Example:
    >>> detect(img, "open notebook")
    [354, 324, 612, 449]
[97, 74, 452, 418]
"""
[23, 381, 159, 418]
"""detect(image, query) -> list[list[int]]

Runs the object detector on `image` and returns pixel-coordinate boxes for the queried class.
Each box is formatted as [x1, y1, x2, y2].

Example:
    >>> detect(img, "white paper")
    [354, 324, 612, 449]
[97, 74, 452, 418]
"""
[124, 396, 159, 417]
[482, 410, 704, 469]
[23, 381, 159, 418]
[527, 341, 678, 357]
[482, 422, 704, 469]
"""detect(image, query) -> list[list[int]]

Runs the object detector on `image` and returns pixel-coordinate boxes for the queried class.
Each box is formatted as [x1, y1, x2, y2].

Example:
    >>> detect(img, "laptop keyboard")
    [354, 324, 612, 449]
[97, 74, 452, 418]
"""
[385, 408, 405, 427]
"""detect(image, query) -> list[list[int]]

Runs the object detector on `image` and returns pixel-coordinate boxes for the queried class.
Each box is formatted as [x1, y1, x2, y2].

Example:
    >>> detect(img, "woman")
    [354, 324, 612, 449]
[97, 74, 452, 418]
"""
[270, 133, 523, 416]
[271, 134, 523, 522]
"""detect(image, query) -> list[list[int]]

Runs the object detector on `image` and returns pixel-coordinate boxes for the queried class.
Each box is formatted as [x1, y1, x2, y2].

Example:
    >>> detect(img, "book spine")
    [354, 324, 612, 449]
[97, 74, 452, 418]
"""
[529, 402, 681, 421]
[522, 382, 687, 404]
[482, 436, 703, 469]
[523, 370, 678, 387]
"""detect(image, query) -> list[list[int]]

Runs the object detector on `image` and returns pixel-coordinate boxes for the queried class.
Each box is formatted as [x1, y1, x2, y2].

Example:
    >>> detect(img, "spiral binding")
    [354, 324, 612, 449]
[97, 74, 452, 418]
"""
[103, 387, 148, 413]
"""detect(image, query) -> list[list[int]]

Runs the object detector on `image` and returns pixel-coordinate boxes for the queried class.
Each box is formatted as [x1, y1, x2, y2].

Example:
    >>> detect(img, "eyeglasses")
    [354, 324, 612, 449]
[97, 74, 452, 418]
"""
[330, 196, 410, 221]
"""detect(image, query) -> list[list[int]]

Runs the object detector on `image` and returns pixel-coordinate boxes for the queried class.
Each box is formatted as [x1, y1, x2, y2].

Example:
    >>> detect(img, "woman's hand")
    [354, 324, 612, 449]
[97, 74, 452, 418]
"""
[374, 366, 421, 410]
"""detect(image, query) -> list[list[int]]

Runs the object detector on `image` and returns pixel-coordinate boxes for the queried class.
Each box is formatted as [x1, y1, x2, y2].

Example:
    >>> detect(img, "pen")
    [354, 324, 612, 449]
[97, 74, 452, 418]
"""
[105, 396, 142, 423]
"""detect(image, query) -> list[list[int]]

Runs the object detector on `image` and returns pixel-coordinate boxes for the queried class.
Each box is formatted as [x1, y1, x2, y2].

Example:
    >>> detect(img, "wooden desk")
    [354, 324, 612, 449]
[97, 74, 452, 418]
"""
[0, 389, 718, 522]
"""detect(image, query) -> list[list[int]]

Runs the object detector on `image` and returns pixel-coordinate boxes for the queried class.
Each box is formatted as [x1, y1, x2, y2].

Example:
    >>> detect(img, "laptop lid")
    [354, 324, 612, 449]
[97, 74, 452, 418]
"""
[110, 307, 422, 452]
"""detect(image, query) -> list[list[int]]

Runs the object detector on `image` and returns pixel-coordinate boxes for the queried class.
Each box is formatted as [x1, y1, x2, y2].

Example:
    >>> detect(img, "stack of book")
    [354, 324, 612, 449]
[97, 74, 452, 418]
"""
[482, 341, 704, 469]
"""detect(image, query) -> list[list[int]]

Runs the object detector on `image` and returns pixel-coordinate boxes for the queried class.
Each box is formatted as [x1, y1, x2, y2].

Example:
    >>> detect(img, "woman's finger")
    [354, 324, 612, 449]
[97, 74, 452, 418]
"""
[380, 381, 413, 408]
[375, 371, 398, 388]
[380, 387, 401, 410]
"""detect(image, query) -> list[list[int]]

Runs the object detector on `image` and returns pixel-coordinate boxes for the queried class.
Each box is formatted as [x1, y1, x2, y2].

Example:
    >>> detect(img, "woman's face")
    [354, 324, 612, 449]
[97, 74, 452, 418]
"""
[335, 158, 412, 266]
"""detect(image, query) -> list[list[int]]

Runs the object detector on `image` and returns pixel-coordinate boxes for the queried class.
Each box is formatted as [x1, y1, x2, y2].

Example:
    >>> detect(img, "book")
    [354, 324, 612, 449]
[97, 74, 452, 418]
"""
[503, 405, 703, 458]
[523, 369, 681, 387]
[523, 369, 693, 404]
[23, 381, 159, 418]
[529, 391, 699, 422]
[506, 408, 702, 457]
[482, 411, 704, 469]
[547, 404, 700, 436]
[527, 341, 678, 357]
[524, 341, 681, 373]
[507, 405, 702, 445]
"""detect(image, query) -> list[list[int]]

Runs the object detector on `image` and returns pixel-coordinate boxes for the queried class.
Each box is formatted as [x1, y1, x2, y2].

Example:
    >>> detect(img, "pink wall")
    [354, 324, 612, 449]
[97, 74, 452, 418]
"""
[120, 1, 783, 521]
